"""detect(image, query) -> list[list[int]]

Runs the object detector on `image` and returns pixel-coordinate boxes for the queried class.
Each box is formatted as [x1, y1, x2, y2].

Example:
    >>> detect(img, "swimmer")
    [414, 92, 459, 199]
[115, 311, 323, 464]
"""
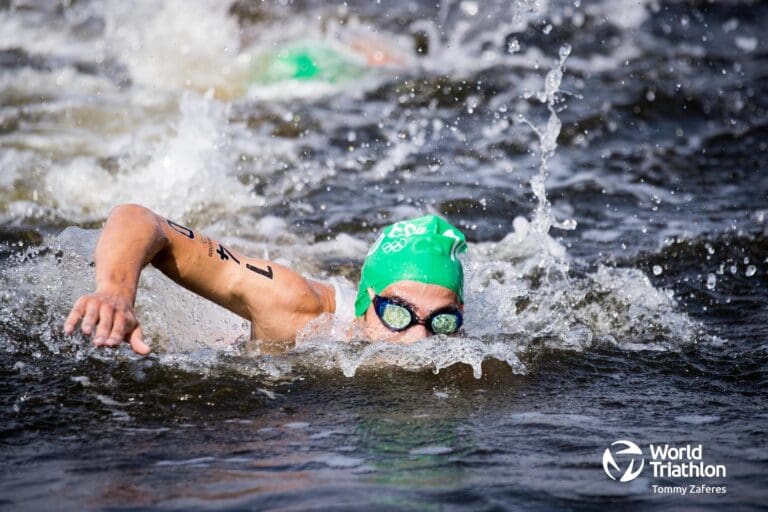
[248, 36, 408, 85]
[63, 204, 467, 355]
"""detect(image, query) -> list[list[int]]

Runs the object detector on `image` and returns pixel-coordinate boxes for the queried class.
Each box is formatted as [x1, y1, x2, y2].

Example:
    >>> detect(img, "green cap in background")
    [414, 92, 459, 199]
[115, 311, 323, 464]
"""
[355, 215, 468, 317]
[249, 40, 366, 84]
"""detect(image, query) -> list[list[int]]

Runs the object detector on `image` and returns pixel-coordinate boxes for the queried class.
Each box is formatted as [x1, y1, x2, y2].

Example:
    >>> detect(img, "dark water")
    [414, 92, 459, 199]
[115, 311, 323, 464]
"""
[1, 0, 767, 510]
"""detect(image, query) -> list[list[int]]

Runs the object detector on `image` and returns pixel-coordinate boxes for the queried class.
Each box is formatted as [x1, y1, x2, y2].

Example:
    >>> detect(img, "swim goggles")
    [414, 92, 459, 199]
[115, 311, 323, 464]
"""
[372, 295, 463, 335]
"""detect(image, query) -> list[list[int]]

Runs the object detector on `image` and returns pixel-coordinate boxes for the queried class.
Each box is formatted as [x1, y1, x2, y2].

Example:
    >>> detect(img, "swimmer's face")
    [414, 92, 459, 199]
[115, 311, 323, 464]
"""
[360, 280, 462, 344]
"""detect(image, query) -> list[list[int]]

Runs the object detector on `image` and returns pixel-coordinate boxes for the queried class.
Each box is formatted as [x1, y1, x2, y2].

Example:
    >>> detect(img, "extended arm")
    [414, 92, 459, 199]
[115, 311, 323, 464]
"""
[64, 204, 335, 354]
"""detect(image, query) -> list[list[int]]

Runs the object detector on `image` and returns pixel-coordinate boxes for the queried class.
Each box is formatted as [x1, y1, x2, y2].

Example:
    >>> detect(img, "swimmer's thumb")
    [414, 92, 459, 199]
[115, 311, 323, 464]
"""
[129, 326, 151, 356]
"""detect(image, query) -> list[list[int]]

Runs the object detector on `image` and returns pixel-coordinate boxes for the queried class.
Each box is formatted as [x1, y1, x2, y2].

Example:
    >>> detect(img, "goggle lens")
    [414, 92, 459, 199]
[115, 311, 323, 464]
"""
[430, 313, 459, 335]
[380, 303, 412, 330]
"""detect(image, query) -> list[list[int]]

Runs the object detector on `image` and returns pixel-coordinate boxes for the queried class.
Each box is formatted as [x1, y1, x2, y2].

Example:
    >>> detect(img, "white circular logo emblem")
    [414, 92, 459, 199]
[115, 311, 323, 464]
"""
[381, 238, 407, 253]
[603, 440, 645, 482]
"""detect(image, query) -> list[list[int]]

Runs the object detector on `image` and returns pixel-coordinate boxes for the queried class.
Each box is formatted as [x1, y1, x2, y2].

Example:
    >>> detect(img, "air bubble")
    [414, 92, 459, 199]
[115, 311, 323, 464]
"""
[706, 274, 716, 290]
[653, 265, 663, 276]
[745, 265, 756, 277]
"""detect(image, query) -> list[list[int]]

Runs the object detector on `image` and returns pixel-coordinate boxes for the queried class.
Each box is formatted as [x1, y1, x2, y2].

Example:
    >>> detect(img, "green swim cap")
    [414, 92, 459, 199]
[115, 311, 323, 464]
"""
[355, 215, 468, 317]
[250, 41, 366, 84]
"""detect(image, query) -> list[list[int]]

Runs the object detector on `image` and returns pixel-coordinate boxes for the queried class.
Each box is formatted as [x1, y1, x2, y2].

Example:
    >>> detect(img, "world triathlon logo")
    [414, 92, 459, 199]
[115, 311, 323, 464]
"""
[602, 440, 645, 482]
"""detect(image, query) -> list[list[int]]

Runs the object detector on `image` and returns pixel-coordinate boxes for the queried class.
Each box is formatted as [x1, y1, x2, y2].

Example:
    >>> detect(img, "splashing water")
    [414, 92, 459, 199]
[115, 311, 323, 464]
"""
[262, 45, 703, 378]
[0, 0, 706, 381]
[520, 43, 577, 236]
[105, 0, 244, 96]
[43, 92, 265, 223]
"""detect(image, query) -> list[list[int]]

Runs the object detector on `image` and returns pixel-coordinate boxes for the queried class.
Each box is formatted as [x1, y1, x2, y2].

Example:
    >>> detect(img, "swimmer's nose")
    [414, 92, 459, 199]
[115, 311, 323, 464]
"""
[396, 323, 430, 344]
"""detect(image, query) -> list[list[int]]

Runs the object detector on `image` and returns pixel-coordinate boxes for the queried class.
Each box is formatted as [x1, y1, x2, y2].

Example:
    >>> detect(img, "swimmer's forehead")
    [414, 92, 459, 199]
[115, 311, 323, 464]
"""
[378, 281, 459, 314]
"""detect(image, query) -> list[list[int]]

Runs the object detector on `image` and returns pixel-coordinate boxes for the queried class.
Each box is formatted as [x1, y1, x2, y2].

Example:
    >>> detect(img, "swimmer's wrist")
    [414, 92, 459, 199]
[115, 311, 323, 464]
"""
[94, 281, 137, 303]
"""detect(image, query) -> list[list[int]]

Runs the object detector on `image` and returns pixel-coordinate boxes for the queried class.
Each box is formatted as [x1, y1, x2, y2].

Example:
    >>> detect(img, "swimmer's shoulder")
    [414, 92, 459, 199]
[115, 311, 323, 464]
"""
[246, 277, 354, 345]
[306, 278, 356, 323]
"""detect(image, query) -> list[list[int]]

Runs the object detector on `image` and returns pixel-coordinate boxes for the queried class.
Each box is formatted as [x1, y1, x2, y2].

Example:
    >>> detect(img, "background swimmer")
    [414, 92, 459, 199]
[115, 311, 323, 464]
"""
[248, 36, 408, 85]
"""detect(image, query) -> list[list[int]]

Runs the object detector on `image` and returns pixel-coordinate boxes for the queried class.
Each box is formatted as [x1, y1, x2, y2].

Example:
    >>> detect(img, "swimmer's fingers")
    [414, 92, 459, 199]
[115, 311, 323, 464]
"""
[93, 303, 115, 347]
[64, 293, 145, 353]
[64, 296, 87, 334]
[80, 298, 101, 335]
[105, 312, 135, 347]
[129, 325, 151, 356]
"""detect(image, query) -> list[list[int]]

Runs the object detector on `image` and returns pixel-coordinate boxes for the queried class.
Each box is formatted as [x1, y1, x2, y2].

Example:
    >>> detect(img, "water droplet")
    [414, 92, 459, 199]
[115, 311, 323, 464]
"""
[653, 265, 663, 276]
[460, 0, 479, 16]
[723, 18, 739, 33]
[735, 36, 757, 53]
[745, 265, 757, 277]
[706, 274, 716, 290]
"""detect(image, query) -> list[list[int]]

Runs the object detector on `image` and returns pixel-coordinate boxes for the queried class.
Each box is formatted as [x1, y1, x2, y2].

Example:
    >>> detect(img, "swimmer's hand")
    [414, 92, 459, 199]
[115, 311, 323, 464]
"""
[64, 286, 150, 355]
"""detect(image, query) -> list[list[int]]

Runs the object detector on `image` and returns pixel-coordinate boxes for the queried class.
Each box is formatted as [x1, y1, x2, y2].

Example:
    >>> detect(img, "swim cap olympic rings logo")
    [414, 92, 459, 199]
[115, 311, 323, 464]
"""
[381, 238, 408, 253]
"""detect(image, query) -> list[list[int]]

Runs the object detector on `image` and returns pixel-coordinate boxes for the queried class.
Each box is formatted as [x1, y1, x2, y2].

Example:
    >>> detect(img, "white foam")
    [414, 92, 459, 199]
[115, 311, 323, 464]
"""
[44, 92, 263, 222]
[735, 36, 758, 53]
[507, 412, 600, 426]
[284, 422, 311, 429]
[104, 0, 245, 96]
[675, 415, 721, 425]
[595, 0, 649, 30]
[409, 446, 453, 456]
[0, 7, 107, 61]
[315, 454, 364, 468]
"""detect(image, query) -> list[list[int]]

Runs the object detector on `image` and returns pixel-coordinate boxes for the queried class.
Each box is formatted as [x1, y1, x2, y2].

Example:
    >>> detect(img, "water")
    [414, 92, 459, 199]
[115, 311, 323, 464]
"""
[1, 0, 767, 509]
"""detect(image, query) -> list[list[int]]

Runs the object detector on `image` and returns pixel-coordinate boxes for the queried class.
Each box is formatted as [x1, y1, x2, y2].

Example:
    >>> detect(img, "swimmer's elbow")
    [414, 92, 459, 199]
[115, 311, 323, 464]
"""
[108, 204, 169, 251]
[109, 203, 155, 221]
